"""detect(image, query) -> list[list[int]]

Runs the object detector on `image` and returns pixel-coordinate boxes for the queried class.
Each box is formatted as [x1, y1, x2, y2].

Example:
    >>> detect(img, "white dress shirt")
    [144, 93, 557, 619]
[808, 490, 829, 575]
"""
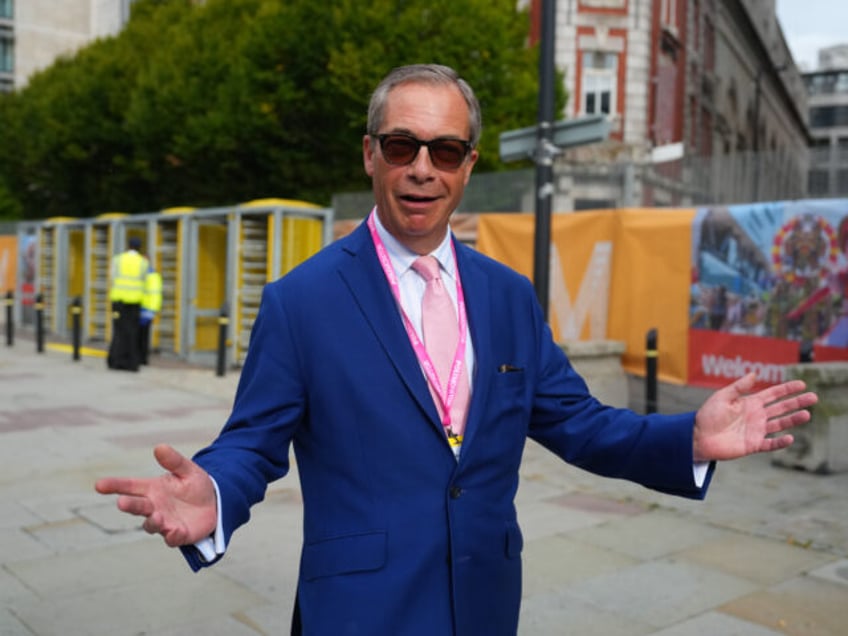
[372, 213, 475, 386]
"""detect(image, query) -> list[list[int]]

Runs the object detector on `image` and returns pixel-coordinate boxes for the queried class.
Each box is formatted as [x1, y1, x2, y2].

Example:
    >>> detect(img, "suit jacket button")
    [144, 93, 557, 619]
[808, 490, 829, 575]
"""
[450, 486, 463, 499]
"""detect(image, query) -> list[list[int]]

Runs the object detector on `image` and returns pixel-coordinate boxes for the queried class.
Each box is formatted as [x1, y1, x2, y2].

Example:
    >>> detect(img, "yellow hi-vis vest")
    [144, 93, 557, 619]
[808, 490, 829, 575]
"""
[109, 251, 149, 304]
[142, 270, 163, 313]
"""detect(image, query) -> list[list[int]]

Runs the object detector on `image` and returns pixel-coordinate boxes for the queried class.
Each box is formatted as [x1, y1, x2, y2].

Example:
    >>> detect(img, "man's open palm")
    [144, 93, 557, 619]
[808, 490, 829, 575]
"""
[95, 444, 217, 547]
[692, 373, 818, 462]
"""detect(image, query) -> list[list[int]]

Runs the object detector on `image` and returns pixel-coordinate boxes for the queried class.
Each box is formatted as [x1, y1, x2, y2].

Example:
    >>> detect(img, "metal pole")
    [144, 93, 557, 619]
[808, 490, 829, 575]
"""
[35, 293, 45, 353]
[533, 0, 557, 318]
[71, 296, 82, 361]
[216, 303, 229, 377]
[645, 328, 658, 414]
[5, 290, 12, 347]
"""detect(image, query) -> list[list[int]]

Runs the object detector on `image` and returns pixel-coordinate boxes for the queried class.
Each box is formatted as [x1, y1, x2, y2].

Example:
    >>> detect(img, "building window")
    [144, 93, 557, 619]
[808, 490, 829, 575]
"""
[0, 29, 13, 74]
[700, 108, 713, 157]
[660, 0, 682, 33]
[703, 17, 715, 72]
[810, 105, 848, 128]
[691, 0, 700, 50]
[809, 140, 830, 167]
[0, 0, 12, 19]
[582, 51, 618, 116]
[809, 170, 830, 196]
[578, 0, 627, 11]
[805, 71, 848, 96]
[808, 73, 836, 95]
[688, 95, 697, 151]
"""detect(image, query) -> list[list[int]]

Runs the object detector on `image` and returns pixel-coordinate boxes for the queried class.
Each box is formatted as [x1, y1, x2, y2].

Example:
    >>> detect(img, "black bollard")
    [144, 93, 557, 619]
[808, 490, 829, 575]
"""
[216, 303, 229, 377]
[71, 296, 82, 361]
[35, 293, 45, 353]
[645, 328, 658, 414]
[5, 290, 12, 347]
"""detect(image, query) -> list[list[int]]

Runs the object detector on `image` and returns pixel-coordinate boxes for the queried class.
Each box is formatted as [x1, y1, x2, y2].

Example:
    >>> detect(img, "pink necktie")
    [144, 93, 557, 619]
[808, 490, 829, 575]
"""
[412, 255, 470, 439]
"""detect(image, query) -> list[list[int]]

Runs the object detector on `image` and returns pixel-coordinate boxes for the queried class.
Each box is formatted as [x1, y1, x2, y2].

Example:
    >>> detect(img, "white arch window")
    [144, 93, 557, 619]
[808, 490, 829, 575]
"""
[582, 51, 618, 116]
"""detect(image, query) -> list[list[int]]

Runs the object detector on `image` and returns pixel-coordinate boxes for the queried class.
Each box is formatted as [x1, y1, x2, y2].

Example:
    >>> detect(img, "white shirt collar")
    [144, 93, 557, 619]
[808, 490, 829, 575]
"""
[372, 210, 456, 281]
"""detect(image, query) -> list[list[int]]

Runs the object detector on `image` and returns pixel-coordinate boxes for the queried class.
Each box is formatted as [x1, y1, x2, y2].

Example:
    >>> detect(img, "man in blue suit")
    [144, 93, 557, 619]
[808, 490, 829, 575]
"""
[96, 64, 817, 635]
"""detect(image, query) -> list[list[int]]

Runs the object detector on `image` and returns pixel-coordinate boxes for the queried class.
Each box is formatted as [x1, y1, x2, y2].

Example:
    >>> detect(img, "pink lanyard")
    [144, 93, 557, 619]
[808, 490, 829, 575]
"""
[367, 210, 468, 432]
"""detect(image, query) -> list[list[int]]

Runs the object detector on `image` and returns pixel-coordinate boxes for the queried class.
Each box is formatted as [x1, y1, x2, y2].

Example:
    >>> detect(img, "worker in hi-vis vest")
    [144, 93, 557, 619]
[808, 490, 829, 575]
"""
[139, 265, 163, 366]
[107, 236, 149, 371]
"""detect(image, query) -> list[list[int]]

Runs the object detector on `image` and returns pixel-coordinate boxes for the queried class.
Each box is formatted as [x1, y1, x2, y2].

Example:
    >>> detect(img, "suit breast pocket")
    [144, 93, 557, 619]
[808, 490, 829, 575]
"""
[495, 365, 526, 391]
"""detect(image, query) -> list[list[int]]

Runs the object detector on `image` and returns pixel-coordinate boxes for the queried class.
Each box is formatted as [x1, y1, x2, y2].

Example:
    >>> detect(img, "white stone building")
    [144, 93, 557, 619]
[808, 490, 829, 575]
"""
[0, 0, 134, 93]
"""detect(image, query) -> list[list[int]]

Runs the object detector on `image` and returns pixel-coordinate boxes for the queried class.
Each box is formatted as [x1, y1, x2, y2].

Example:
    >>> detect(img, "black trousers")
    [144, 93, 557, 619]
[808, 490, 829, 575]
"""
[138, 321, 151, 365]
[107, 301, 142, 371]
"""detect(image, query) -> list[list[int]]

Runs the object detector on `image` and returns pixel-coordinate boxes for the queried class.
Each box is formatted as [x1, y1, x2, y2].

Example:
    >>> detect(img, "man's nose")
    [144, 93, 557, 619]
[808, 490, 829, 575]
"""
[408, 144, 435, 174]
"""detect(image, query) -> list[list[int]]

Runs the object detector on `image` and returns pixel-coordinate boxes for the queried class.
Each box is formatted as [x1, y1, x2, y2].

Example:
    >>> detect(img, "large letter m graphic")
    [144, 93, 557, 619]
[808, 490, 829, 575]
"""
[549, 241, 613, 341]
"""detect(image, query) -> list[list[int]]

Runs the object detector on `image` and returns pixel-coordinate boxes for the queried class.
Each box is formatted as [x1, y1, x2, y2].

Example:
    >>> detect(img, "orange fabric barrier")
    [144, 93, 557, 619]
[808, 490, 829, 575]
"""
[0, 235, 18, 294]
[476, 209, 695, 384]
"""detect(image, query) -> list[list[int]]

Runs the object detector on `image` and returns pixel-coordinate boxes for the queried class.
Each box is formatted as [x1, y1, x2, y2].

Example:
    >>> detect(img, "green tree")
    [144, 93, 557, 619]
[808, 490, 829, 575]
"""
[125, 0, 269, 208]
[0, 0, 193, 218]
[0, 180, 22, 220]
[0, 93, 24, 220]
[0, 0, 564, 218]
[231, 0, 558, 200]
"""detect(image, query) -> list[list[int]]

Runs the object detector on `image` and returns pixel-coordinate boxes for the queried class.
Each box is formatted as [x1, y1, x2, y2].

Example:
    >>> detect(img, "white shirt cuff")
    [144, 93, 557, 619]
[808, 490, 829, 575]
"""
[693, 461, 709, 488]
[193, 476, 226, 562]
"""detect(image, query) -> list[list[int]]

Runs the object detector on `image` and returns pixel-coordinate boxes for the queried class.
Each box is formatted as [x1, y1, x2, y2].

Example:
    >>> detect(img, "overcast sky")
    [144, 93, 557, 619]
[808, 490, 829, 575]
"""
[776, 0, 848, 70]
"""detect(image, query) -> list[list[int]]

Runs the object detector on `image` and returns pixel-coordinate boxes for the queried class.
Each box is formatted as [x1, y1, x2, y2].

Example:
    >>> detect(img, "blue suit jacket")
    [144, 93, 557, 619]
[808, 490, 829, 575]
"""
[184, 221, 713, 635]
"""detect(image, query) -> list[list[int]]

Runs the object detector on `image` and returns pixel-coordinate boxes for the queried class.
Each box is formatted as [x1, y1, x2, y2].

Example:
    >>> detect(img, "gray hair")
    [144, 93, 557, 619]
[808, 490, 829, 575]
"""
[366, 64, 482, 148]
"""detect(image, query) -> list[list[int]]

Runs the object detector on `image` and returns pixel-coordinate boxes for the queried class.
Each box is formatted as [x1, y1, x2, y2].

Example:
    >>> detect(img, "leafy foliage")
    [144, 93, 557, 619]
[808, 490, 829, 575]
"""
[0, 0, 565, 219]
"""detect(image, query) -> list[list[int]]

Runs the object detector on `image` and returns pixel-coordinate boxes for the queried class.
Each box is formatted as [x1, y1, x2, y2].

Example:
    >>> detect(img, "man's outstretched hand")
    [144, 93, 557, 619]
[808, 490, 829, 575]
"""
[692, 373, 818, 463]
[95, 444, 217, 547]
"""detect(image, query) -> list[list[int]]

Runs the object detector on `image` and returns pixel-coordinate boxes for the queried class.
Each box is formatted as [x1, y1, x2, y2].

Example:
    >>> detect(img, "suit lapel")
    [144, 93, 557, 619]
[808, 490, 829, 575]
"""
[454, 243, 491, 456]
[337, 223, 444, 435]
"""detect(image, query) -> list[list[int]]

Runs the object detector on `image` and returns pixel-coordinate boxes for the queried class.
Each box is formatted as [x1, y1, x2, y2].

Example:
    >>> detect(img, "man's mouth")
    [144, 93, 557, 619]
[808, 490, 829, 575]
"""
[400, 194, 438, 204]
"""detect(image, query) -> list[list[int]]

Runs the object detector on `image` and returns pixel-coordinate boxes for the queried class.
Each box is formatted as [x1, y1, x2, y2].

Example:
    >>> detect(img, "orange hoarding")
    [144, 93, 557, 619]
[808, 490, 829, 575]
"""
[0, 235, 17, 294]
[609, 209, 695, 384]
[476, 209, 695, 384]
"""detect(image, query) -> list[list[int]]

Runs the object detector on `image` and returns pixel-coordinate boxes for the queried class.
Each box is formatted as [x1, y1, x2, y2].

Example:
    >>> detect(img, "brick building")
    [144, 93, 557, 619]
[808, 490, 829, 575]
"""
[527, 0, 810, 207]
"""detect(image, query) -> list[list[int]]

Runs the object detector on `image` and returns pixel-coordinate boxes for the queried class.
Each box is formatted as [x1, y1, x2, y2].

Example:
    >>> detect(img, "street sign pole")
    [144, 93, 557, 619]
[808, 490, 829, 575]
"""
[533, 0, 557, 317]
[498, 0, 609, 323]
[499, 116, 610, 318]
[499, 117, 610, 164]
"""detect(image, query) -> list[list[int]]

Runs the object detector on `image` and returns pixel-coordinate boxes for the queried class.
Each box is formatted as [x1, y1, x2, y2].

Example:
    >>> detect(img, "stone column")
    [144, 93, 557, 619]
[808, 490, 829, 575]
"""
[771, 362, 848, 474]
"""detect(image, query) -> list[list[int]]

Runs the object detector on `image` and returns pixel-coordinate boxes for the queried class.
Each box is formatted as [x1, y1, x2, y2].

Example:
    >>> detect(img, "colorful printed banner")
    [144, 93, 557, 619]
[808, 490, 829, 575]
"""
[477, 199, 848, 389]
[691, 200, 848, 386]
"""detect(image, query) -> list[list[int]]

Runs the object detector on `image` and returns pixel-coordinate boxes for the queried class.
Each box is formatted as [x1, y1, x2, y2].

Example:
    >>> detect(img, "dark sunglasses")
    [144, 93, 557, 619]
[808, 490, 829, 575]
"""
[375, 133, 472, 171]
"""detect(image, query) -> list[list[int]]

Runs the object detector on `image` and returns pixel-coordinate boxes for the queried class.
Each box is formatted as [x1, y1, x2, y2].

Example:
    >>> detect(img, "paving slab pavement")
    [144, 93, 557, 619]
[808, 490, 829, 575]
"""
[1, 342, 846, 635]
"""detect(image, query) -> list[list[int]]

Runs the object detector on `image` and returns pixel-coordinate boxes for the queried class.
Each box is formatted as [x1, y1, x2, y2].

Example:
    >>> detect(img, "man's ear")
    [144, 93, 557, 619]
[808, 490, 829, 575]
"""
[363, 135, 375, 177]
[462, 149, 479, 185]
